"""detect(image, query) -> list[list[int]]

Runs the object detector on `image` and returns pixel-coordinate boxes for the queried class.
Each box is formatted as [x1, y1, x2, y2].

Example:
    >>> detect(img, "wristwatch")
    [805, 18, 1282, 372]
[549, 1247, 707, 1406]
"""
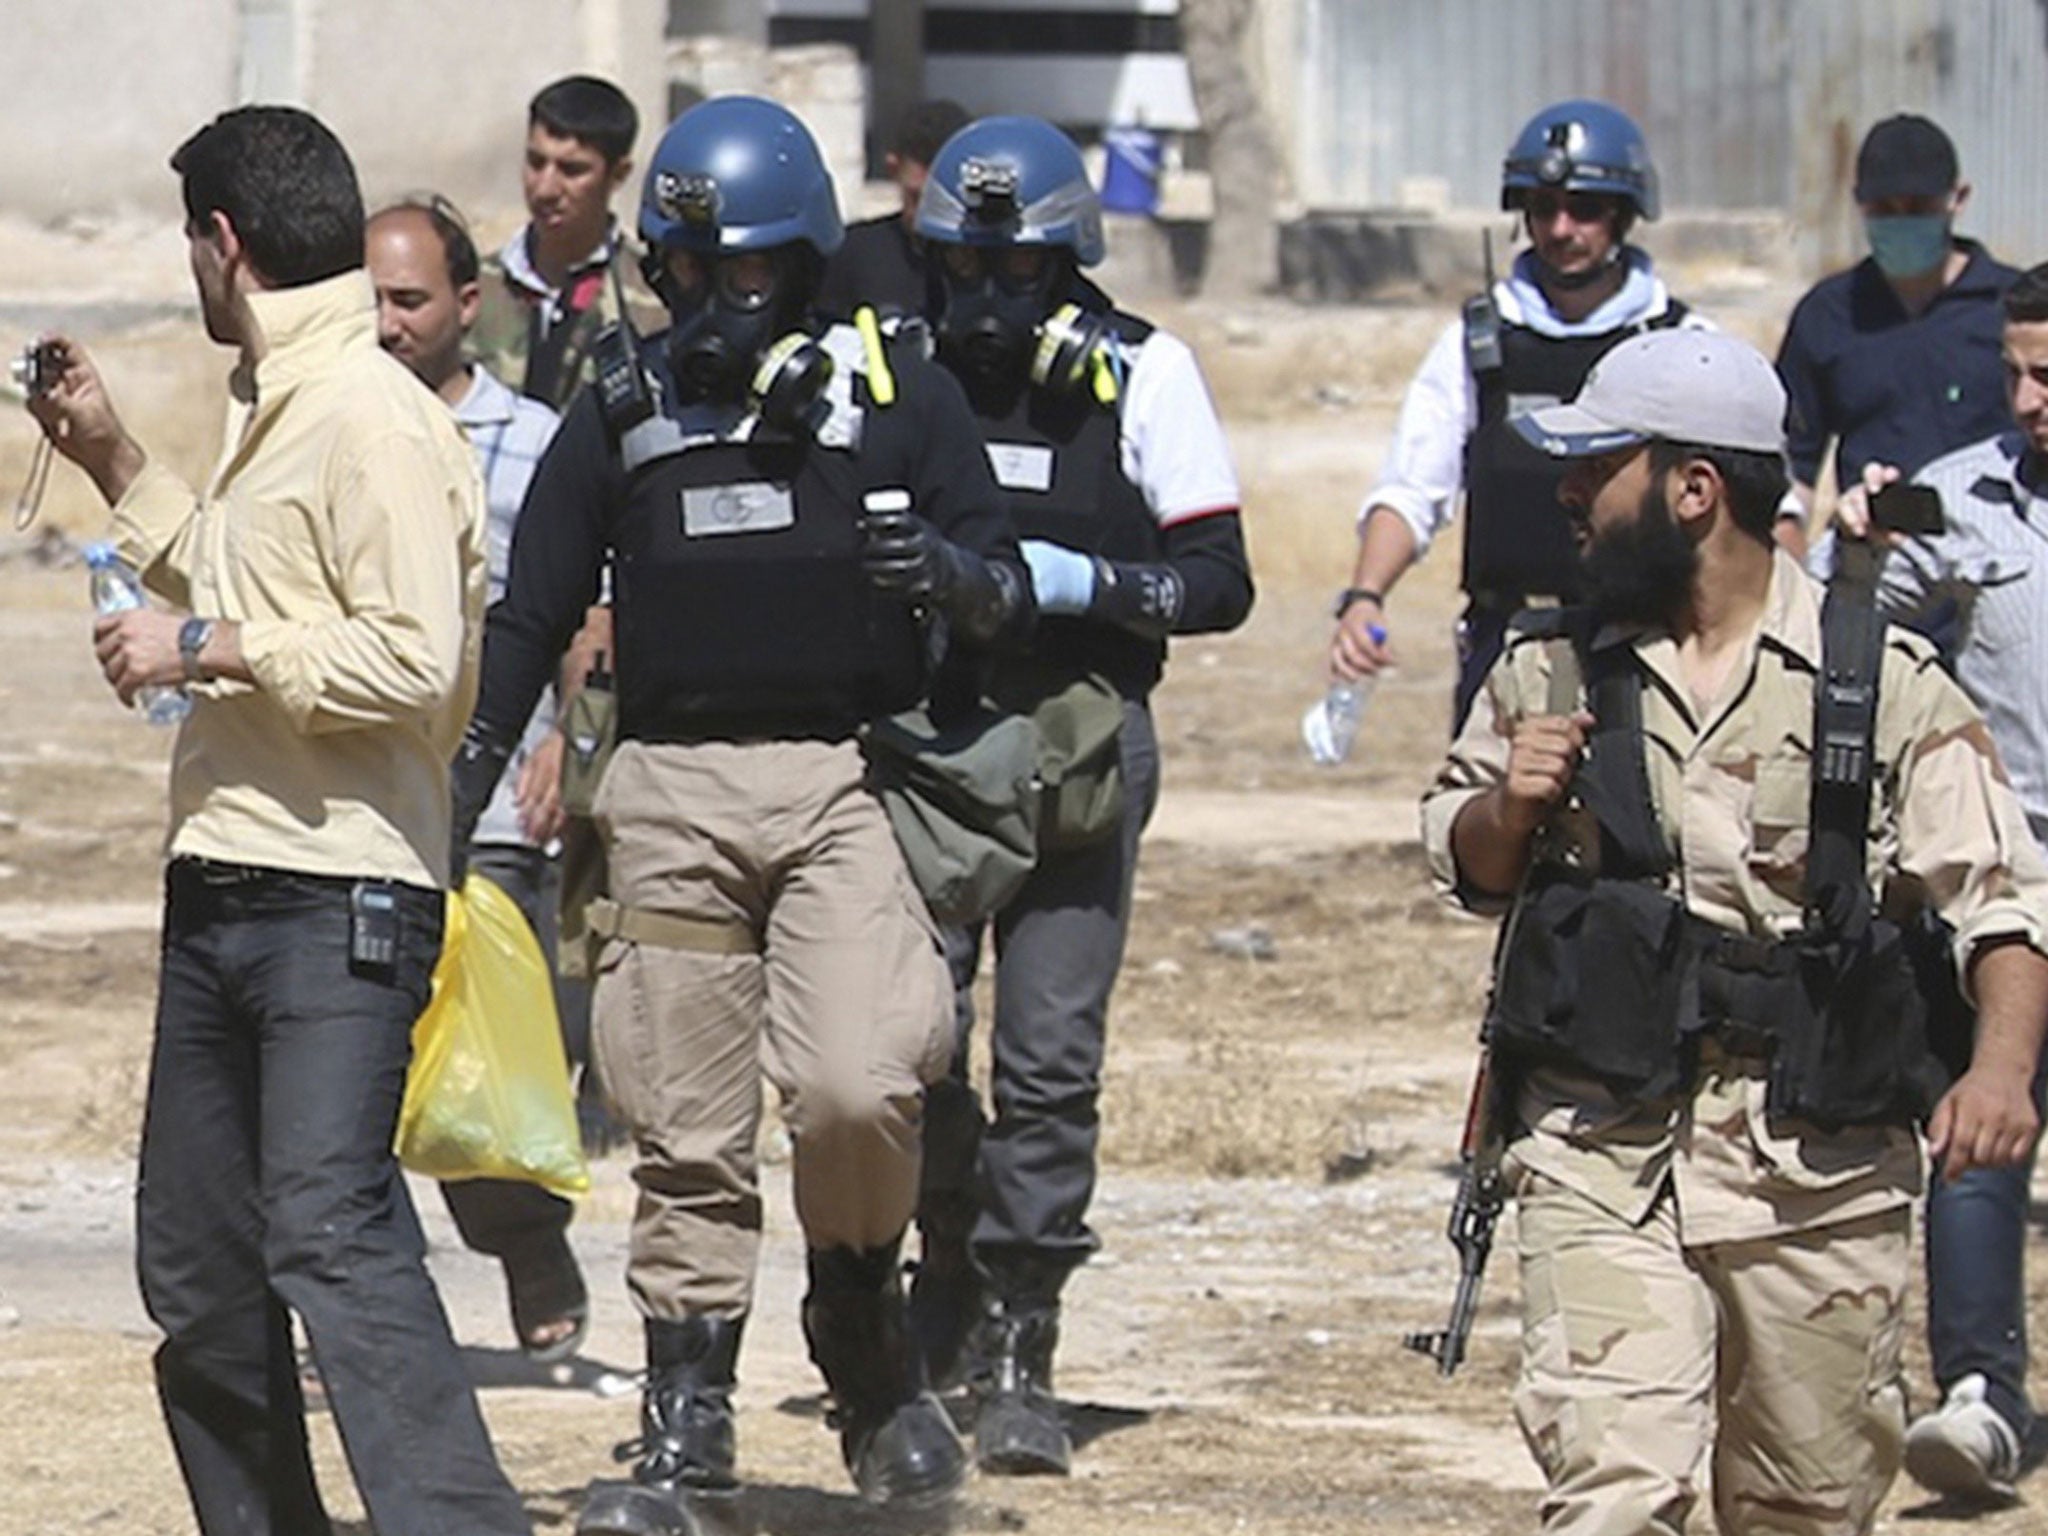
[1333, 586, 1384, 620]
[178, 617, 216, 683]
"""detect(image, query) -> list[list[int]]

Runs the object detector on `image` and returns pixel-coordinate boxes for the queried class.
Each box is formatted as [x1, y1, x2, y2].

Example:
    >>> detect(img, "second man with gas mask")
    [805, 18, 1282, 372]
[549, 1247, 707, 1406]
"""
[453, 96, 1034, 1528]
[908, 116, 1253, 1476]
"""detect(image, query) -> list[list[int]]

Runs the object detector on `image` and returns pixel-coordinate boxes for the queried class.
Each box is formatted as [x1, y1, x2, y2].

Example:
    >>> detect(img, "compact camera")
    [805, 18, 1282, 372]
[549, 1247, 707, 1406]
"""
[10, 340, 61, 397]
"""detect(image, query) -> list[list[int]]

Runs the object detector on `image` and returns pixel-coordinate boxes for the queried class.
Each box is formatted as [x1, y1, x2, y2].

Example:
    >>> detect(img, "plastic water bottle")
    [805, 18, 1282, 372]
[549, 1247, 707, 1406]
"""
[1302, 679, 1372, 766]
[85, 542, 190, 727]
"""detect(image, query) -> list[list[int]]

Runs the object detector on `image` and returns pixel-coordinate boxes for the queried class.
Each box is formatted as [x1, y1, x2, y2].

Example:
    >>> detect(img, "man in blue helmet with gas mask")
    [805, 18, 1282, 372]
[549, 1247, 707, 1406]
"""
[907, 115, 1253, 1478]
[452, 95, 1033, 1530]
[1328, 99, 1715, 732]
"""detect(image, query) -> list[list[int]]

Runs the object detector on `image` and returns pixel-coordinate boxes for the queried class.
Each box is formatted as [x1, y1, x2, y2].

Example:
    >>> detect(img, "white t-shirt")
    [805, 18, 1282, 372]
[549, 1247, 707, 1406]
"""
[1116, 327, 1242, 527]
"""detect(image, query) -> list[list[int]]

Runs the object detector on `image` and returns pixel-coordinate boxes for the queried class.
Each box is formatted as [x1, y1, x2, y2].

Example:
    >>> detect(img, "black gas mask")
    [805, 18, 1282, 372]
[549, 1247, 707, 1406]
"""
[935, 241, 1058, 380]
[644, 243, 833, 432]
[936, 243, 1116, 404]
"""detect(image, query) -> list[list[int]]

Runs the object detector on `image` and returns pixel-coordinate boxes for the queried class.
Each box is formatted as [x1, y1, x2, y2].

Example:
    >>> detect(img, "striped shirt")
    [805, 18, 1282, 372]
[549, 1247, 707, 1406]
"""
[1883, 429, 2048, 841]
[453, 365, 562, 846]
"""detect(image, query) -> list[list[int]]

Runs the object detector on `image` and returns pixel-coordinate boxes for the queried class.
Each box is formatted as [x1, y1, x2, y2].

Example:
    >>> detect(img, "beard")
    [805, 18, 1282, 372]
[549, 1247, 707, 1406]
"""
[1578, 477, 1698, 626]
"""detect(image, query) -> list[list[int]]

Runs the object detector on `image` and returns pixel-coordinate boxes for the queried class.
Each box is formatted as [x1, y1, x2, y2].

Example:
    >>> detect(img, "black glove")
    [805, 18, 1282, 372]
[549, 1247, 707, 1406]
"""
[859, 502, 962, 602]
[448, 723, 512, 889]
[859, 497, 1028, 645]
[1087, 558, 1185, 639]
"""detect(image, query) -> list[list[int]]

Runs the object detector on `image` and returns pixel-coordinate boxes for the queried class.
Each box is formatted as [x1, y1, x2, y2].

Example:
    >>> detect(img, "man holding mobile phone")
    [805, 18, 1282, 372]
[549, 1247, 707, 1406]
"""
[1832, 261, 2048, 1504]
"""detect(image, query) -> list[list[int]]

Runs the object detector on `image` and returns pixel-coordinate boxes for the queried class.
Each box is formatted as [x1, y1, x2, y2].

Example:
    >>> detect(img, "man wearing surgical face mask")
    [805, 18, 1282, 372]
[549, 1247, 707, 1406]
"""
[1776, 114, 2020, 558]
[1779, 114, 2037, 1508]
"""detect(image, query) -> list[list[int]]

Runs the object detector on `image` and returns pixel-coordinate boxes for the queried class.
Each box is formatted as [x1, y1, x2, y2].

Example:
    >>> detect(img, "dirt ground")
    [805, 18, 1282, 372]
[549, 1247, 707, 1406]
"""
[1, 238, 2045, 1536]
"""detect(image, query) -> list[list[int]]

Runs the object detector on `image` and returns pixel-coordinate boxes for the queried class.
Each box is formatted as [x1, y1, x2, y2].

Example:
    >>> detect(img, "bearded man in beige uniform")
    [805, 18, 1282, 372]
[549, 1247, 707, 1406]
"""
[1422, 329, 2048, 1535]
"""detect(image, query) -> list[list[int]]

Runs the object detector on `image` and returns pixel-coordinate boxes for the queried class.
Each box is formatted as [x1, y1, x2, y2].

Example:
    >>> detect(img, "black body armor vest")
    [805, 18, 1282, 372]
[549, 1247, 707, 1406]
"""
[1460, 300, 1689, 602]
[603, 350, 927, 741]
[963, 311, 1163, 696]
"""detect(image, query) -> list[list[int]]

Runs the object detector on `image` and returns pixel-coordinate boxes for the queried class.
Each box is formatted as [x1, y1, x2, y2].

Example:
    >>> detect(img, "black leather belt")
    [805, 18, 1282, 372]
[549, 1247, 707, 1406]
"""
[1466, 589, 1564, 612]
[170, 856, 350, 888]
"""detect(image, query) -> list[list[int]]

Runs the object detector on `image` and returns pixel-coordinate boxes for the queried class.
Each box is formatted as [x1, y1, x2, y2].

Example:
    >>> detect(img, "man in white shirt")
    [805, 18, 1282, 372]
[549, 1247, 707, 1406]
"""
[1328, 99, 1710, 731]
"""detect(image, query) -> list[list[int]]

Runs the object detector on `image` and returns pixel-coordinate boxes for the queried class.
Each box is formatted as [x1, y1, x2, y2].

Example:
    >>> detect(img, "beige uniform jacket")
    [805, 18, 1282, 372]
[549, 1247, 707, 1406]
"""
[1421, 551, 2048, 1244]
[112, 270, 487, 889]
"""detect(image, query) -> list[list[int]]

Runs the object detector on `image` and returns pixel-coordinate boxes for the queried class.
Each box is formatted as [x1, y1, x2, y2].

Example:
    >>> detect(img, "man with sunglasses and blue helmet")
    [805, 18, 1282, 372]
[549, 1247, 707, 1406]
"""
[909, 114, 1253, 1478]
[452, 95, 1034, 1530]
[1329, 99, 1716, 733]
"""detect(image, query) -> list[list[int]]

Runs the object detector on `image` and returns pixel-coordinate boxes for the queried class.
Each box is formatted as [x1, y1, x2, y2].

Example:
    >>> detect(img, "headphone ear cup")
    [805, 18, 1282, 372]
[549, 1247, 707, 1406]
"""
[1030, 303, 1111, 398]
[751, 331, 834, 433]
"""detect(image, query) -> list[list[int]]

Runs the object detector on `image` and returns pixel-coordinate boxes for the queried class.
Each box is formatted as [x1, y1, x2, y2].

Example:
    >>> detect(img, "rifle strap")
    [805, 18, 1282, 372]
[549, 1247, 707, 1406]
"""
[1542, 630, 1580, 715]
[1809, 568, 1884, 936]
[1547, 609, 1675, 879]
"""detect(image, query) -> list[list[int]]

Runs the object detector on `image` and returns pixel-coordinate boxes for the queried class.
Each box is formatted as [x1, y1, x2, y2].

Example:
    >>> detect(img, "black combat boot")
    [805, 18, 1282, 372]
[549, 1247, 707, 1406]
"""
[577, 1316, 740, 1535]
[575, 1482, 698, 1536]
[907, 1194, 987, 1392]
[973, 1302, 1070, 1476]
[803, 1243, 969, 1506]
[635, 1315, 744, 1495]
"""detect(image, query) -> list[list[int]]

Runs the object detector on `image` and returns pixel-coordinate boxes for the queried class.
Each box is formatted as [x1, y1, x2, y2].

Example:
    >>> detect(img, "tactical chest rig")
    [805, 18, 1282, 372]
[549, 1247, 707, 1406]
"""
[1488, 580, 1970, 1129]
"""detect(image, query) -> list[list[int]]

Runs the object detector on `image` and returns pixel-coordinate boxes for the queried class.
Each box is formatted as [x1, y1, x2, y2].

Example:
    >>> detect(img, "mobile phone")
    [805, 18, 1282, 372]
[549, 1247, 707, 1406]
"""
[1870, 482, 1946, 537]
[349, 880, 399, 977]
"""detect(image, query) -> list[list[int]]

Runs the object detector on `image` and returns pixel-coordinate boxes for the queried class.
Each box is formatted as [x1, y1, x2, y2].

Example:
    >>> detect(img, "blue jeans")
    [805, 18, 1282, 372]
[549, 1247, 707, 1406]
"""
[1924, 1060, 2048, 1436]
[139, 858, 529, 1536]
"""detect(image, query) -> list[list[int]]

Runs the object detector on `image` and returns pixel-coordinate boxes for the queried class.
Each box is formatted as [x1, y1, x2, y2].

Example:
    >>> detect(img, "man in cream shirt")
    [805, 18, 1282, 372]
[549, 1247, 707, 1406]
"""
[29, 107, 526, 1536]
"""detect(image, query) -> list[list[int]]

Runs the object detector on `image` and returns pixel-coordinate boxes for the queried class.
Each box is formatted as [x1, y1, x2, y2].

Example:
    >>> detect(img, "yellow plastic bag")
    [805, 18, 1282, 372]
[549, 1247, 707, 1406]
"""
[395, 872, 591, 1197]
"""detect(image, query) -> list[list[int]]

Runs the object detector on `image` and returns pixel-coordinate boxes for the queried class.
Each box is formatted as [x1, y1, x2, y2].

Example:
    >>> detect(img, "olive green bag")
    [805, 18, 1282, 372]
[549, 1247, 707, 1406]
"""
[864, 705, 1044, 926]
[558, 672, 618, 818]
[998, 669, 1126, 851]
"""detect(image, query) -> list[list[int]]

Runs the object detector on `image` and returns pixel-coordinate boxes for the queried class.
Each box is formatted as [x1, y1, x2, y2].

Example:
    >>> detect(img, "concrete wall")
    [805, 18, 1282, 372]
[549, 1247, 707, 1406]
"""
[0, 0, 671, 232]
[663, 34, 868, 225]
[310, 0, 669, 226]
[9, 0, 239, 225]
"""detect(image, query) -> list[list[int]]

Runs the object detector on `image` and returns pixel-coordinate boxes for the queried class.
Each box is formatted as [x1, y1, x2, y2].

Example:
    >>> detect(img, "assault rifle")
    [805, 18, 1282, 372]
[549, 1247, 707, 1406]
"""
[1406, 629, 1581, 1377]
[1403, 1042, 1508, 1376]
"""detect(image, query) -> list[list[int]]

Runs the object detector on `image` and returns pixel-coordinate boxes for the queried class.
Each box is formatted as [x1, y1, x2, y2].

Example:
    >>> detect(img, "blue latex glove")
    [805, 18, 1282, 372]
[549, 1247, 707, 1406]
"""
[1020, 539, 1096, 615]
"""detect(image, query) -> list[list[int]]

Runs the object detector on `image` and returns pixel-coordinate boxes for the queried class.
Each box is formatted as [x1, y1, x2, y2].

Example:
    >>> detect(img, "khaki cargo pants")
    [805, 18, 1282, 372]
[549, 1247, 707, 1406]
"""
[590, 739, 953, 1319]
[1512, 1168, 1908, 1535]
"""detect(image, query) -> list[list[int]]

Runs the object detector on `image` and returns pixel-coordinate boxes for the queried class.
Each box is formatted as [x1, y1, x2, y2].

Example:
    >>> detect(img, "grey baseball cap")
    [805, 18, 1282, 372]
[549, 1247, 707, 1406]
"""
[1511, 329, 1788, 458]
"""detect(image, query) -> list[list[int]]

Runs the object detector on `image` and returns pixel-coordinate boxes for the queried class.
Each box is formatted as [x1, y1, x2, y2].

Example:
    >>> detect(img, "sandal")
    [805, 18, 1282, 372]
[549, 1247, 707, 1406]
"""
[506, 1233, 590, 1364]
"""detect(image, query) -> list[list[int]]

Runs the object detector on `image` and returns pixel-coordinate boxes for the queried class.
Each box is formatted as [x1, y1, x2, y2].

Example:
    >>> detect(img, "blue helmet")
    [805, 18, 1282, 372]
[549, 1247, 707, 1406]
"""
[637, 95, 844, 259]
[1501, 99, 1659, 223]
[915, 116, 1106, 267]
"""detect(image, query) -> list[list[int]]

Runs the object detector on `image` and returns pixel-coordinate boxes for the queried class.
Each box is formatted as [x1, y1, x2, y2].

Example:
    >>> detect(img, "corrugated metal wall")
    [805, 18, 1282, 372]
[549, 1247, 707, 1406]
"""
[1297, 0, 2048, 271]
